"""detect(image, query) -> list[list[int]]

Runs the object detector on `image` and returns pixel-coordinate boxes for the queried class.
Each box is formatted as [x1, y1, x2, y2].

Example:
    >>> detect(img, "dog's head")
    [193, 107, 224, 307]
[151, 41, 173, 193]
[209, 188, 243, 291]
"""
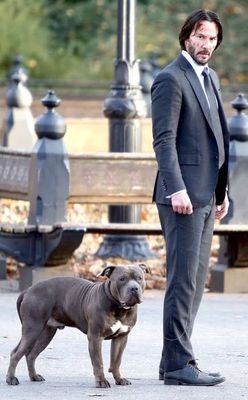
[98, 264, 150, 308]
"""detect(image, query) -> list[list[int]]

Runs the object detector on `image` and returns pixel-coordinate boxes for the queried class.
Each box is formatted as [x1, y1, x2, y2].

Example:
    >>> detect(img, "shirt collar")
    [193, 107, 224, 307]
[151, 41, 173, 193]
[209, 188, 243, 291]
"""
[181, 50, 208, 77]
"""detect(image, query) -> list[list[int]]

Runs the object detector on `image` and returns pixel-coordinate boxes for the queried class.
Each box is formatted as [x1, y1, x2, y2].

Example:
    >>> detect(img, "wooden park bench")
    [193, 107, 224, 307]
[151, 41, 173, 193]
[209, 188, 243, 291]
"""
[0, 147, 248, 292]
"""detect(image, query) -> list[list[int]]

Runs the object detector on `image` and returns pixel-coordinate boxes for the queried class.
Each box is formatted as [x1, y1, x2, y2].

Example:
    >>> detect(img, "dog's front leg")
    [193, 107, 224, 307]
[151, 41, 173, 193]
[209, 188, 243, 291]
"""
[87, 334, 110, 388]
[109, 335, 131, 385]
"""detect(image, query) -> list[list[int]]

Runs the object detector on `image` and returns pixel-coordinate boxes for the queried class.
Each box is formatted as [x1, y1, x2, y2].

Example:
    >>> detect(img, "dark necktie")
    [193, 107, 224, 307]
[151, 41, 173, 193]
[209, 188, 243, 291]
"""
[202, 68, 225, 168]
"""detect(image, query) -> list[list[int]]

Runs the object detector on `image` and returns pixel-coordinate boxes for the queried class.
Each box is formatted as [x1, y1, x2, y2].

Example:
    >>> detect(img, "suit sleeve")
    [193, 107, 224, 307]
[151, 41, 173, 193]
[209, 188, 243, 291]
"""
[151, 72, 186, 196]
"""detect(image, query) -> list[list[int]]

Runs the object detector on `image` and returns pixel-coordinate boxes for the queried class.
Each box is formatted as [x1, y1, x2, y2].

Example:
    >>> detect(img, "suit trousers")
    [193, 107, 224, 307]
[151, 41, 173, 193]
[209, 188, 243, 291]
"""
[157, 197, 215, 372]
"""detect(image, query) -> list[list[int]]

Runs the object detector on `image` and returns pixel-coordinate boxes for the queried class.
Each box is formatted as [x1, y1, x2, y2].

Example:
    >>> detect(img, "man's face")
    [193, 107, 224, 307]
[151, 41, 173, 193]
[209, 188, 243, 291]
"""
[185, 20, 218, 65]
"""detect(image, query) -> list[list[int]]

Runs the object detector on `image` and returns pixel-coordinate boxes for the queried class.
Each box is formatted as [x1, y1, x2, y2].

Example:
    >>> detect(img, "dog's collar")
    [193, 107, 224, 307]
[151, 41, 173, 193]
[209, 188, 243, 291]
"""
[104, 282, 131, 310]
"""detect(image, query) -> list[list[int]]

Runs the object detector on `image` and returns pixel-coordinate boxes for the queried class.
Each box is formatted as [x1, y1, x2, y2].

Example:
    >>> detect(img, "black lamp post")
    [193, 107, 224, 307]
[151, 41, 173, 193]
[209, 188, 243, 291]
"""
[96, 0, 154, 260]
[210, 93, 248, 292]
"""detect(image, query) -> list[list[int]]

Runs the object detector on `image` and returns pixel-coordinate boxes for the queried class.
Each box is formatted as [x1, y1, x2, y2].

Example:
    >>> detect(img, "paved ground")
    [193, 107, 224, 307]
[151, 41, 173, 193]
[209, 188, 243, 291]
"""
[0, 280, 248, 400]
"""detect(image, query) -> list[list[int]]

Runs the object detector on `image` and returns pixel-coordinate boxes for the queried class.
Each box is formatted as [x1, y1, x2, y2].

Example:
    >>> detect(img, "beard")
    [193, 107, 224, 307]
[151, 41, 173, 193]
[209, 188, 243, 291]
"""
[187, 44, 210, 65]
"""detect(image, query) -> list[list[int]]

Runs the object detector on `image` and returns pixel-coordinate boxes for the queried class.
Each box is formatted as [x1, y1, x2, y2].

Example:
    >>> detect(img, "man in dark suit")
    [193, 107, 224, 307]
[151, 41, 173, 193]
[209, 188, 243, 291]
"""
[151, 9, 229, 386]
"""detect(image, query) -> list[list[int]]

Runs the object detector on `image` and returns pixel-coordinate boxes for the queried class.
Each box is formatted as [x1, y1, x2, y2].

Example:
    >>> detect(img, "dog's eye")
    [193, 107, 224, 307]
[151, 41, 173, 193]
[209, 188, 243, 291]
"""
[119, 275, 127, 282]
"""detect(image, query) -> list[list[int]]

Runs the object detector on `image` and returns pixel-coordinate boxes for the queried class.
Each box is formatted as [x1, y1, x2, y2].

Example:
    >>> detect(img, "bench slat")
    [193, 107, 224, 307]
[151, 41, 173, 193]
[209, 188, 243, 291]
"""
[0, 148, 157, 203]
[83, 223, 248, 236]
[1, 222, 247, 236]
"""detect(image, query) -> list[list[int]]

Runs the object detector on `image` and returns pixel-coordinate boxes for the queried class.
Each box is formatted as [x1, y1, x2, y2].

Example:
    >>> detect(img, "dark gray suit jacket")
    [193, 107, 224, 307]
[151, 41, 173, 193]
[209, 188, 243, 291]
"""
[151, 53, 229, 208]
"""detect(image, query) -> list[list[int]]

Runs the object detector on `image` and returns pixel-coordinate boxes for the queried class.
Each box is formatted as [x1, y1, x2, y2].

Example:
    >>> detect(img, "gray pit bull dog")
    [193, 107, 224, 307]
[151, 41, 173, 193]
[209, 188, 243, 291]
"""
[6, 263, 149, 388]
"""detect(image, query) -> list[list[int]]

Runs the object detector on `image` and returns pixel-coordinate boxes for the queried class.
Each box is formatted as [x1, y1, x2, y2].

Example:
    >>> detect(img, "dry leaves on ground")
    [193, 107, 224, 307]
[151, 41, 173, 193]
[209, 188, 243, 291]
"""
[0, 199, 219, 290]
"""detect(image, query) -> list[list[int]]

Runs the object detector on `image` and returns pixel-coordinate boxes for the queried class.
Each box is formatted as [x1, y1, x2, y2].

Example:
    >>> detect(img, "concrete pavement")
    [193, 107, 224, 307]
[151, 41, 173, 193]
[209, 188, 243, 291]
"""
[0, 279, 248, 400]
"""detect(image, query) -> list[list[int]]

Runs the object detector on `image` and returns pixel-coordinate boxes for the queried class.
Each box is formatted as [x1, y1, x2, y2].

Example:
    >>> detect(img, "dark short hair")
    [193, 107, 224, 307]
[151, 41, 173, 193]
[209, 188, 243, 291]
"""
[179, 9, 223, 50]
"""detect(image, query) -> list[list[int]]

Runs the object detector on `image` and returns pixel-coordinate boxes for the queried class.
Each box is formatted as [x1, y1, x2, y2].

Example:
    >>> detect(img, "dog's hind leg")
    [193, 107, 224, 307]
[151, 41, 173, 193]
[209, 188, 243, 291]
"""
[6, 340, 23, 385]
[6, 323, 45, 385]
[25, 325, 57, 382]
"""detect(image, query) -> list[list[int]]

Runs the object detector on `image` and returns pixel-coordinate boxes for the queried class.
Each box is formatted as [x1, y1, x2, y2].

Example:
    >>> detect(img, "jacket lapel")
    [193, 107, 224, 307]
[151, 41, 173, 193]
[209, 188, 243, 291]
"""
[178, 55, 214, 130]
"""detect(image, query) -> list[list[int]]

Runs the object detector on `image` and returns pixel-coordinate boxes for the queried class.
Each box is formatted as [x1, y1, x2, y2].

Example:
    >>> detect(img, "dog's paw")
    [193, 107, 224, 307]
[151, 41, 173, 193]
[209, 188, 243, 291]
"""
[6, 375, 19, 385]
[96, 378, 111, 388]
[115, 377, 132, 386]
[30, 374, 45, 382]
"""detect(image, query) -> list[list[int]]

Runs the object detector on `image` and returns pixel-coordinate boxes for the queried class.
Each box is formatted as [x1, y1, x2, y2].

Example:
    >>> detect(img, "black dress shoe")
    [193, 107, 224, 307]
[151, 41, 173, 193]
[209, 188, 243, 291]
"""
[164, 364, 225, 386]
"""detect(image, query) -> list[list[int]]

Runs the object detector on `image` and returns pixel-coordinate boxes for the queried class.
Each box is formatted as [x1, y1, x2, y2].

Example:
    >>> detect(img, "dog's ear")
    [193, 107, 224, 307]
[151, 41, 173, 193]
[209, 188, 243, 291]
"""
[97, 265, 116, 278]
[138, 263, 151, 274]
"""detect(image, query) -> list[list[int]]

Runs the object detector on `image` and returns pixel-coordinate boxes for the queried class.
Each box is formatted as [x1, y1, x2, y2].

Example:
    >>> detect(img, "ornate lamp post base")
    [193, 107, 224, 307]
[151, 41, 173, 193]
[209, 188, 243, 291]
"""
[95, 235, 156, 261]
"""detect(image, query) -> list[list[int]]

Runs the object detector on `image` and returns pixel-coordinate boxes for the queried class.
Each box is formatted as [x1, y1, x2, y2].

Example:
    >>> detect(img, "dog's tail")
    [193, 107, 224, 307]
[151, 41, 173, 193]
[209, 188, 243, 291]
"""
[16, 290, 27, 322]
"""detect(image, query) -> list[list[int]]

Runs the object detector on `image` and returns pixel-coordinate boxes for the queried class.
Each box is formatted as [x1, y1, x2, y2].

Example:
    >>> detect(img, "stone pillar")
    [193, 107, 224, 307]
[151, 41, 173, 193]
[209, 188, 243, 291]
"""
[140, 61, 154, 117]
[1, 57, 34, 150]
[28, 91, 70, 225]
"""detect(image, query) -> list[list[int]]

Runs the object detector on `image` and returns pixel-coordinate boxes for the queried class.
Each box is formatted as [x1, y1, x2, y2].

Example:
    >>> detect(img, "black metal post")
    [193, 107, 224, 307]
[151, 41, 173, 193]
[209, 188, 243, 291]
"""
[221, 93, 248, 227]
[210, 93, 248, 292]
[217, 93, 248, 264]
[96, 0, 154, 260]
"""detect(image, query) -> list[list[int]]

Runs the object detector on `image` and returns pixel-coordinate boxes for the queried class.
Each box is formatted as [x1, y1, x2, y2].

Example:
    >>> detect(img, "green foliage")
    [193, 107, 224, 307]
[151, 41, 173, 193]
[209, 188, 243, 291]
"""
[0, 0, 73, 79]
[216, 1, 248, 84]
[42, 0, 117, 80]
[136, 0, 248, 86]
[0, 0, 247, 86]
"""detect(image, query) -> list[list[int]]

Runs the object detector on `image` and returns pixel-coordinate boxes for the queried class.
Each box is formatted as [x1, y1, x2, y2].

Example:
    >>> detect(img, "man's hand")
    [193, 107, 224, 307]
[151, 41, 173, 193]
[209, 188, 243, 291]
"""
[171, 191, 193, 215]
[215, 193, 229, 220]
